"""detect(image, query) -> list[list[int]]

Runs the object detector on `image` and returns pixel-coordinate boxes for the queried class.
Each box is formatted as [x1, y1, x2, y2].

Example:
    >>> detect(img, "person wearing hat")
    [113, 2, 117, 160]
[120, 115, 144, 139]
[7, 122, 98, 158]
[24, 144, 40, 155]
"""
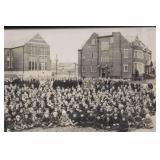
[119, 116, 129, 132]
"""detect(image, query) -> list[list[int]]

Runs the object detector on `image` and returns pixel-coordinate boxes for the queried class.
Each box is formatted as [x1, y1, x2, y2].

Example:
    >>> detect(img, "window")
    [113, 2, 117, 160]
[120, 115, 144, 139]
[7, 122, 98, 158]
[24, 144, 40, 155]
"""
[29, 61, 31, 70]
[82, 66, 85, 73]
[35, 62, 37, 70]
[82, 66, 87, 73]
[124, 49, 129, 58]
[91, 52, 96, 62]
[6, 50, 13, 69]
[100, 41, 109, 51]
[39, 47, 47, 64]
[40, 62, 46, 70]
[101, 57, 106, 62]
[123, 64, 128, 72]
[45, 63, 47, 70]
[146, 54, 151, 61]
[30, 46, 33, 56]
[30, 46, 32, 55]
[91, 52, 93, 59]
[6, 51, 10, 68]
[100, 55, 109, 63]
[139, 63, 144, 73]
[30, 46, 37, 57]
[90, 66, 96, 73]
[101, 57, 103, 62]
[7, 61, 10, 69]
[90, 66, 92, 72]
[134, 50, 144, 59]
[29, 59, 38, 71]
[34, 47, 36, 56]
[110, 37, 114, 43]
[32, 62, 34, 70]
[133, 62, 145, 74]
[10, 55, 13, 69]
[134, 62, 138, 71]
[94, 66, 96, 72]
[139, 51, 144, 59]
[6, 55, 10, 61]
[91, 39, 96, 45]
[134, 50, 138, 58]
[6, 51, 10, 58]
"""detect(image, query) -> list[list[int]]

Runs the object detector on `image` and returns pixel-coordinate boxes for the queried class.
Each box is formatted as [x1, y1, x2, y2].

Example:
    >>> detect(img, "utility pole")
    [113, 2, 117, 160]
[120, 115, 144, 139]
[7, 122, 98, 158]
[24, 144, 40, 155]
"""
[55, 54, 58, 77]
[74, 63, 77, 77]
[78, 49, 82, 78]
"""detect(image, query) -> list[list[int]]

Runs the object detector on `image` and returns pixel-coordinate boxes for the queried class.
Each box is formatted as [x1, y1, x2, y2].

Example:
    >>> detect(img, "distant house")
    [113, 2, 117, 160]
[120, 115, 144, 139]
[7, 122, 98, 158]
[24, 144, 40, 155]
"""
[4, 34, 51, 71]
[51, 62, 77, 76]
[78, 32, 152, 79]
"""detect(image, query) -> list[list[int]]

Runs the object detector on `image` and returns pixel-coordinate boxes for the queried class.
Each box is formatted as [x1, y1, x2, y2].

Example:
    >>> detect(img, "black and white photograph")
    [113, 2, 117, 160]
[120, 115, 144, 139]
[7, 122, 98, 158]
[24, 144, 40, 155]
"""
[4, 27, 156, 132]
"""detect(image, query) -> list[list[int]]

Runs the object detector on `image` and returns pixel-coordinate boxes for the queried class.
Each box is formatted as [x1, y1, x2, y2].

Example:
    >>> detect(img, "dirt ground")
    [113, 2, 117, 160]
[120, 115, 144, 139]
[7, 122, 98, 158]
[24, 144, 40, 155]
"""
[23, 116, 155, 132]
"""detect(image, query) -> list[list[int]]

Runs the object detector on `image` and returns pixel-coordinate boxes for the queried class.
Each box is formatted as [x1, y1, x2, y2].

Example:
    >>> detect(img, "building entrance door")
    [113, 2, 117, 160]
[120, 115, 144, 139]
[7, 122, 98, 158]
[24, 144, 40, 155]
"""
[101, 68, 106, 78]
[40, 62, 45, 71]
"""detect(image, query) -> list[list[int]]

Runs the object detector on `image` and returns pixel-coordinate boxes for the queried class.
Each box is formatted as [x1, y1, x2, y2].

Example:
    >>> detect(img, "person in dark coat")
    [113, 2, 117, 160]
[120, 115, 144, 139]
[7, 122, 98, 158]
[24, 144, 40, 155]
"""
[4, 120, 8, 132]
[119, 116, 129, 132]
[135, 114, 143, 128]
[112, 114, 120, 130]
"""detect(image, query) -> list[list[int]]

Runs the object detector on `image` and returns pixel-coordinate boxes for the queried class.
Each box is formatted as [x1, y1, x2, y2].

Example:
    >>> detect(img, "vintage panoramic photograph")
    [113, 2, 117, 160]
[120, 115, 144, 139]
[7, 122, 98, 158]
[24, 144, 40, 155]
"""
[4, 27, 156, 132]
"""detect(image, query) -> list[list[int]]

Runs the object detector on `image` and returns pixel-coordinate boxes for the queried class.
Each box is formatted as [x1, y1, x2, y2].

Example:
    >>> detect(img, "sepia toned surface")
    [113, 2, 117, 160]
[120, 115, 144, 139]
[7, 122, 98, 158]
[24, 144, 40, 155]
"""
[4, 27, 156, 132]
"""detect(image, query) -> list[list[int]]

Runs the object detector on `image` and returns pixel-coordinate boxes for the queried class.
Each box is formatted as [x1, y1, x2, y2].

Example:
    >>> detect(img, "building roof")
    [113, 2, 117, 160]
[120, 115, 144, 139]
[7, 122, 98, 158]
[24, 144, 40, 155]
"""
[4, 34, 48, 49]
[98, 35, 112, 38]
[132, 35, 152, 53]
[80, 32, 152, 54]
[4, 37, 30, 48]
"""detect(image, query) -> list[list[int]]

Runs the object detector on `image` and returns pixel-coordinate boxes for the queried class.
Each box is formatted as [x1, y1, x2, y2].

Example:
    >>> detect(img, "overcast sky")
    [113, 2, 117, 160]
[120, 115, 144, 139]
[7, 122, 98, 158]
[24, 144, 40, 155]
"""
[4, 27, 156, 63]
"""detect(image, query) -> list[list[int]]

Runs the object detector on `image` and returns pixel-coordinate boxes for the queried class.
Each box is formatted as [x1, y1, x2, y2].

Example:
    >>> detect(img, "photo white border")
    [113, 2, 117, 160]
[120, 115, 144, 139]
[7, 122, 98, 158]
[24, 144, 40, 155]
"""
[0, 1, 160, 160]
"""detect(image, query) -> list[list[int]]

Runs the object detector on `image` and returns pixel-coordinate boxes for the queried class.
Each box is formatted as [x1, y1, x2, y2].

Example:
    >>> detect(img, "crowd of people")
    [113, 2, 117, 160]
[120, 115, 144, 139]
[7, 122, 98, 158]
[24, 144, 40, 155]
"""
[4, 77, 156, 132]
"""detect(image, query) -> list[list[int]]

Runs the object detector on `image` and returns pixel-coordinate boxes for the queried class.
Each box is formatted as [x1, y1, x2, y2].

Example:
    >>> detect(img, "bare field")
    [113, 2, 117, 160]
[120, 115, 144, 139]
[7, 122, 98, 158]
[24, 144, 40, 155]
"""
[23, 116, 155, 132]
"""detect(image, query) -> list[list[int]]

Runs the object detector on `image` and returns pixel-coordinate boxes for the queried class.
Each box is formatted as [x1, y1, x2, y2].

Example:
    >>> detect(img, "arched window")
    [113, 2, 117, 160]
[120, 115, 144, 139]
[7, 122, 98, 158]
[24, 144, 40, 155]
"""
[35, 62, 37, 70]
[32, 62, 34, 70]
[29, 61, 31, 70]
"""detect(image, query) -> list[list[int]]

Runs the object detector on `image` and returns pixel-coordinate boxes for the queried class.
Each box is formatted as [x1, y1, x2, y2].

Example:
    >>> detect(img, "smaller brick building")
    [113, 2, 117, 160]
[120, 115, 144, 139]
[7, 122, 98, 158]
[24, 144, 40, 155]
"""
[78, 32, 152, 79]
[4, 34, 51, 72]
